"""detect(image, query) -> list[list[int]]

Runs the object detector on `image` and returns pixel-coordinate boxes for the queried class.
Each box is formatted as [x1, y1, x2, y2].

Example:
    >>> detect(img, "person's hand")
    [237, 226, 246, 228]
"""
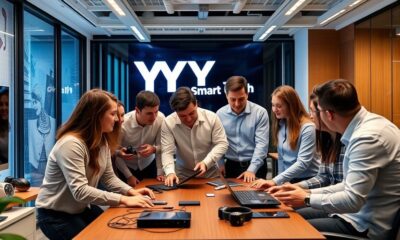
[237, 171, 256, 183]
[219, 165, 226, 176]
[267, 182, 292, 194]
[132, 187, 156, 199]
[137, 144, 156, 158]
[120, 195, 154, 208]
[251, 179, 276, 189]
[127, 176, 140, 187]
[165, 173, 179, 187]
[156, 175, 165, 182]
[270, 184, 308, 208]
[194, 162, 207, 176]
[118, 147, 135, 160]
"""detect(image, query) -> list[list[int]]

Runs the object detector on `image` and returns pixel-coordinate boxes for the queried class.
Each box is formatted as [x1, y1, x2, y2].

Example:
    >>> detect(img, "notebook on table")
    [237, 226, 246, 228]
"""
[146, 170, 202, 191]
[219, 173, 281, 208]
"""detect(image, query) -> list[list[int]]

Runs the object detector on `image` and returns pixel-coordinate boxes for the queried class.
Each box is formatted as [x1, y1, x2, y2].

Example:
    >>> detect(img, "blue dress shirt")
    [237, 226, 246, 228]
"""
[273, 120, 319, 185]
[216, 101, 269, 173]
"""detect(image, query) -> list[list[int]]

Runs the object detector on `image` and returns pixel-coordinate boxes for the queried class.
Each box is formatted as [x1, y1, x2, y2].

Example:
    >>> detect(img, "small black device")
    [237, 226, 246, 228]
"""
[152, 200, 168, 205]
[218, 206, 253, 227]
[252, 211, 289, 218]
[125, 146, 137, 154]
[137, 211, 191, 228]
[0, 216, 8, 222]
[179, 200, 200, 206]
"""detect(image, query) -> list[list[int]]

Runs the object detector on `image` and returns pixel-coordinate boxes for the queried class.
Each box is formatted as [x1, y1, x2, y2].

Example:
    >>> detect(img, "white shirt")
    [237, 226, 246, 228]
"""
[116, 111, 165, 177]
[161, 107, 228, 176]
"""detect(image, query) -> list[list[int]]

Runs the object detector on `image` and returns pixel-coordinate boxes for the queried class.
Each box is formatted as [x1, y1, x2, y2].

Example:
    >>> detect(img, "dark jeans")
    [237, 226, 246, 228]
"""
[225, 158, 267, 179]
[117, 158, 157, 182]
[37, 205, 103, 240]
[297, 207, 368, 238]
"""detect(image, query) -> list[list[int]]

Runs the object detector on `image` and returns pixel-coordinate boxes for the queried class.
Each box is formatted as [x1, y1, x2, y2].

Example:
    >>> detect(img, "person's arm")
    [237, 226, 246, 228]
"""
[155, 121, 164, 177]
[309, 137, 387, 213]
[201, 116, 229, 170]
[161, 120, 176, 176]
[248, 109, 269, 173]
[273, 124, 316, 185]
[100, 150, 133, 194]
[298, 161, 331, 189]
[57, 138, 123, 206]
[115, 157, 133, 179]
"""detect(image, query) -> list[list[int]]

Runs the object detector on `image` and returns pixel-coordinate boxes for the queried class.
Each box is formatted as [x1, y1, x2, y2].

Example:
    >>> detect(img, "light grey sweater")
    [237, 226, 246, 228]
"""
[36, 135, 132, 214]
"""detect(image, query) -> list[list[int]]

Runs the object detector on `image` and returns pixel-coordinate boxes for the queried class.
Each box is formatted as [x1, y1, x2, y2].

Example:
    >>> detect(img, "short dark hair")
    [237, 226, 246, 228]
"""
[314, 79, 361, 116]
[169, 87, 197, 112]
[225, 76, 248, 94]
[136, 91, 160, 110]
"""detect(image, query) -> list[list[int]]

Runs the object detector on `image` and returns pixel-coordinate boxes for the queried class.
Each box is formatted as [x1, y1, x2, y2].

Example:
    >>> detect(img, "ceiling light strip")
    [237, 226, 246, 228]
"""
[285, 0, 306, 16]
[320, 9, 346, 25]
[106, 0, 126, 16]
[130, 26, 145, 41]
[349, 0, 364, 7]
[259, 25, 277, 40]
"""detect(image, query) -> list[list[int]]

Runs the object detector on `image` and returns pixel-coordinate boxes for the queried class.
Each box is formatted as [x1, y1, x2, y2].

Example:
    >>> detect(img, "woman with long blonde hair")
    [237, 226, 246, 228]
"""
[252, 85, 319, 189]
[36, 89, 155, 240]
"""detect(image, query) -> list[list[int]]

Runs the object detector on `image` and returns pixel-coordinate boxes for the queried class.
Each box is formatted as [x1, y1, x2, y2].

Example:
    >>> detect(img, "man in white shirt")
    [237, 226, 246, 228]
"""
[162, 87, 228, 186]
[116, 91, 165, 187]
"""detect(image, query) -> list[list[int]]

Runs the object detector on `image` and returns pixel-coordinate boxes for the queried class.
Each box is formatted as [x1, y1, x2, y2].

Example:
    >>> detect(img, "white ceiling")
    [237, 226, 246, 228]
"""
[28, 0, 398, 41]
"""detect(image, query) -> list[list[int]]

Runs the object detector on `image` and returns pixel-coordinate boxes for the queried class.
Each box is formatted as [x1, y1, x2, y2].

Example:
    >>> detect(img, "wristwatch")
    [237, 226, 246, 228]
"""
[304, 194, 311, 207]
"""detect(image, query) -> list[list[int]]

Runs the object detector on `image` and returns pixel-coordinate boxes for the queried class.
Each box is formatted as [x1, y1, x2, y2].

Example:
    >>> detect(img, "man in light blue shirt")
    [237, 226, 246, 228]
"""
[216, 76, 269, 182]
[269, 79, 400, 239]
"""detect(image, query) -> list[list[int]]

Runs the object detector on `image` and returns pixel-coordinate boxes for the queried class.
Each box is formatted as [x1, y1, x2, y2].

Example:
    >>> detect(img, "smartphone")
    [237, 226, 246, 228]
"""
[152, 200, 168, 205]
[252, 211, 289, 218]
[0, 216, 8, 222]
[126, 146, 137, 155]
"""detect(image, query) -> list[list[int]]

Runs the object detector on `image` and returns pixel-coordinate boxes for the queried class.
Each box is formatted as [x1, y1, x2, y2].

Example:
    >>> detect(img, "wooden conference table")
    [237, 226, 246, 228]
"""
[75, 179, 324, 240]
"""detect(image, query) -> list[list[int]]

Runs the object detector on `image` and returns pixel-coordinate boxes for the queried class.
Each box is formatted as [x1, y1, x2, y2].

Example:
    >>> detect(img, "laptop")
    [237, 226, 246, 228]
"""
[146, 170, 202, 191]
[219, 173, 280, 208]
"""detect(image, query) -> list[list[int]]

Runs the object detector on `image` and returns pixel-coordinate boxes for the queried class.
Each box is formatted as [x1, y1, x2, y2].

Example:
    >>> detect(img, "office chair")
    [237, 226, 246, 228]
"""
[321, 207, 400, 240]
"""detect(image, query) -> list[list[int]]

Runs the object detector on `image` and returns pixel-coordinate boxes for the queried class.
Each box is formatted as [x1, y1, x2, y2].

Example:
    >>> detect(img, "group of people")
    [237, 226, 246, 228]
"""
[36, 77, 400, 240]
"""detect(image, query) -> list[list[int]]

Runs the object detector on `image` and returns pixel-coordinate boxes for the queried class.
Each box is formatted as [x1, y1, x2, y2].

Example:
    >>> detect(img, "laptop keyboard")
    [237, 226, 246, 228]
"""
[235, 190, 263, 201]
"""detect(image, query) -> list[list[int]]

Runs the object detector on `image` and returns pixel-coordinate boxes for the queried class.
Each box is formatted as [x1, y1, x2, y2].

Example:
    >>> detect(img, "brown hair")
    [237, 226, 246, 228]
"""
[56, 89, 120, 175]
[136, 91, 160, 110]
[314, 79, 361, 117]
[169, 87, 197, 112]
[225, 76, 248, 94]
[271, 85, 311, 150]
[310, 92, 342, 164]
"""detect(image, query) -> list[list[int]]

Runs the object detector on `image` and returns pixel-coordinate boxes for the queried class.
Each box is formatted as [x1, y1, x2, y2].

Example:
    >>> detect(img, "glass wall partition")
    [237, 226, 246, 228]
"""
[23, 11, 56, 186]
[0, 0, 14, 179]
[61, 30, 81, 123]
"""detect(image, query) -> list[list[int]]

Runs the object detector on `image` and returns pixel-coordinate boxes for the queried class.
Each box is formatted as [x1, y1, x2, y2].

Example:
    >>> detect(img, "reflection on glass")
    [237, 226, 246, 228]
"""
[0, 0, 14, 174]
[24, 11, 56, 186]
[61, 30, 80, 123]
[0, 87, 9, 169]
